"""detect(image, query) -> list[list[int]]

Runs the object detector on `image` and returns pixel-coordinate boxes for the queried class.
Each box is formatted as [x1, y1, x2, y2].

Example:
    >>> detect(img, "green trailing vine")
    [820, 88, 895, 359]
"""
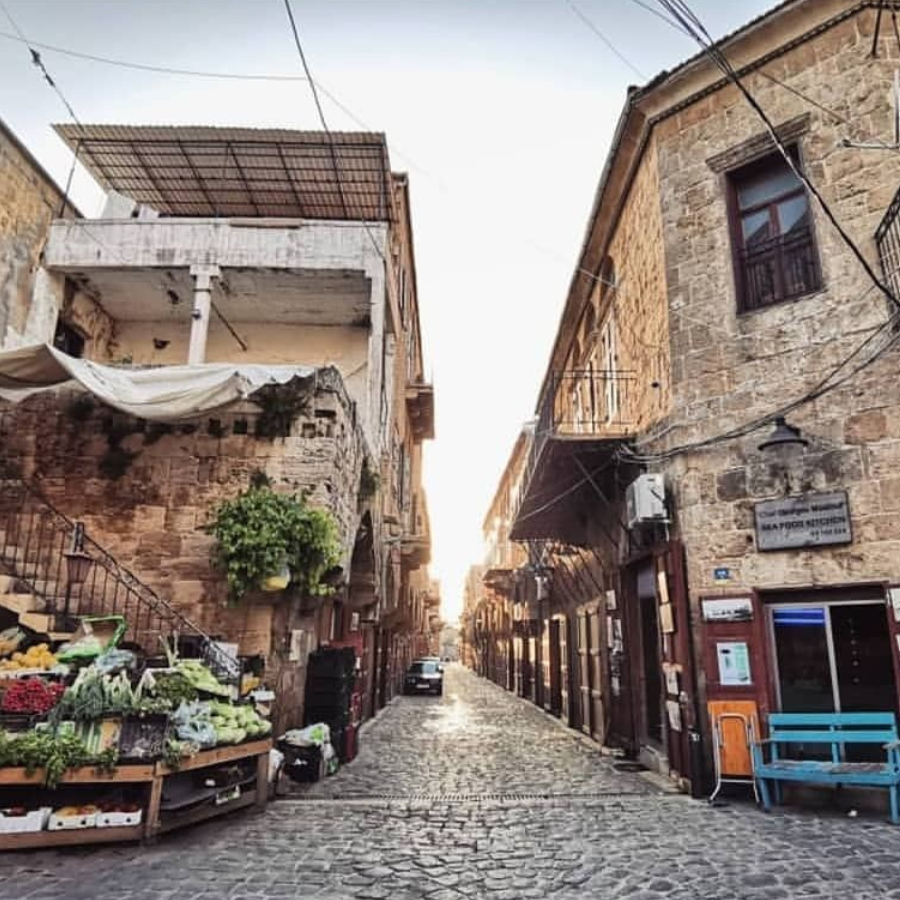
[207, 486, 342, 601]
[253, 383, 312, 439]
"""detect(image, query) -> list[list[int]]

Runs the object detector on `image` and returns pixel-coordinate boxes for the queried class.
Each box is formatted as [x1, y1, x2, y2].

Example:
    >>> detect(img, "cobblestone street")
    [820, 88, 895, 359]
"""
[3, 665, 900, 899]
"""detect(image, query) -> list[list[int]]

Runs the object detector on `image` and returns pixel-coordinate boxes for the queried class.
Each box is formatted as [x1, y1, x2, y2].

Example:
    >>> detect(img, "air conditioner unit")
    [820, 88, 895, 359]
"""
[625, 474, 668, 529]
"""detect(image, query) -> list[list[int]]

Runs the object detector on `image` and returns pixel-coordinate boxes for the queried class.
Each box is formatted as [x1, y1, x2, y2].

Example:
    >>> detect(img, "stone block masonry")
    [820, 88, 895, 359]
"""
[651, 7, 900, 600]
[0, 368, 367, 732]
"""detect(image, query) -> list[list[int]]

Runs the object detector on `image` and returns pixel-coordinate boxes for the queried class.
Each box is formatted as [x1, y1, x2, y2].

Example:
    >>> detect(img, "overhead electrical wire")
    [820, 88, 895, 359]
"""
[655, 0, 900, 311]
[1, 1, 249, 353]
[592, 0, 900, 465]
[281, 0, 387, 265]
[0, 27, 440, 189]
[563, 0, 647, 80]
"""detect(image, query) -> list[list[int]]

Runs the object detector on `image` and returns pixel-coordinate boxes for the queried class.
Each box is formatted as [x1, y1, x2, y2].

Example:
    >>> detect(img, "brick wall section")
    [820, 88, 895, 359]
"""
[648, 9, 900, 666]
[0, 369, 365, 732]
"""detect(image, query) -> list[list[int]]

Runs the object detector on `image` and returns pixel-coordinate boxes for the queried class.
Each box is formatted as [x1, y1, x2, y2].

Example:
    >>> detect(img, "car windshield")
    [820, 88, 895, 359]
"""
[409, 661, 439, 675]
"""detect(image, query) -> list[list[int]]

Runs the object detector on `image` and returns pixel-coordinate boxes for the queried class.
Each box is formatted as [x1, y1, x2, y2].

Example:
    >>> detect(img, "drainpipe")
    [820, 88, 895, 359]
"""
[188, 263, 220, 364]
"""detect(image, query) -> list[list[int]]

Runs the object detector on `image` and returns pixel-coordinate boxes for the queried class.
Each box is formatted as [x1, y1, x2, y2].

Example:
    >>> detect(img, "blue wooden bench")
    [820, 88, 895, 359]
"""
[752, 712, 900, 824]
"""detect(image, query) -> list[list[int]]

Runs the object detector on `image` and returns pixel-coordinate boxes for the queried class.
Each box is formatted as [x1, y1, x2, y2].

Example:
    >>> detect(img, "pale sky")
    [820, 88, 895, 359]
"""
[0, 0, 772, 622]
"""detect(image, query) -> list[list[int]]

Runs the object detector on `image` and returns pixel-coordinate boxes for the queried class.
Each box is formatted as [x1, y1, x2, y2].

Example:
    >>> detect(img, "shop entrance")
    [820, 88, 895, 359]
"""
[634, 560, 663, 749]
[770, 600, 897, 715]
[639, 592, 663, 745]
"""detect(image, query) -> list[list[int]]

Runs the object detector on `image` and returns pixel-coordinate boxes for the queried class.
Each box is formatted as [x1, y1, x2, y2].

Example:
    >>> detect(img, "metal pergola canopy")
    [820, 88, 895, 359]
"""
[55, 124, 395, 222]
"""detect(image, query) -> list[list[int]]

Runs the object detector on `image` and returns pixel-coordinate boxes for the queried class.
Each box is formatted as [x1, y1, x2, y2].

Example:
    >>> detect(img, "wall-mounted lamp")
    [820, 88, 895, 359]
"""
[62, 523, 93, 624]
[758, 416, 809, 453]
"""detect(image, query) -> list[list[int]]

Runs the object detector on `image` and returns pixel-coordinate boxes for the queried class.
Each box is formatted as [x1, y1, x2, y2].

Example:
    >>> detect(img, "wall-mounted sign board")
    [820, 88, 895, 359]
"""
[702, 597, 753, 623]
[659, 602, 675, 634]
[754, 491, 851, 551]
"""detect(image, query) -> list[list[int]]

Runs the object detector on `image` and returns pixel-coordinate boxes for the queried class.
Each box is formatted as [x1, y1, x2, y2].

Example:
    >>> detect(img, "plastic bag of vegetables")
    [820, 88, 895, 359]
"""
[171, 701, 217, 748]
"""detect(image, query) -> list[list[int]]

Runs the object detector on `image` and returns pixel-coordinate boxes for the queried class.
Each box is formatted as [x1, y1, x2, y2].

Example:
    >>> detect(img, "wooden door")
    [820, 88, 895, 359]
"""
[547, 618, 562, 715]
[588, 608, 604, 742]
[514, 635, 524, 696]
[577, 611, 591, 735]
[560, 615, 571, 725]
[884, 586, 900, 713]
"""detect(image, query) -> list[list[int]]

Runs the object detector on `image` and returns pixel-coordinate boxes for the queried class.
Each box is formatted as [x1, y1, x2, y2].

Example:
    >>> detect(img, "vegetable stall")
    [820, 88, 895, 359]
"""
[0, 619, 274, 849]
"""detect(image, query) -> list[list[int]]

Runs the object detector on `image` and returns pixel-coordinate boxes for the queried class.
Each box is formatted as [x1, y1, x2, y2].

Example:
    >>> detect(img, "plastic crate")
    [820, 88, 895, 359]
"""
[0, 712, 45, 733]
[97, 809, 143, 828]
[279, 742, 324, 783]
[48, 810, 97, 830]
[118, 713, 170, 760]
[304, 684, 353, 705]
[0, 807, 50, 834]
[307, 648, 356, 679]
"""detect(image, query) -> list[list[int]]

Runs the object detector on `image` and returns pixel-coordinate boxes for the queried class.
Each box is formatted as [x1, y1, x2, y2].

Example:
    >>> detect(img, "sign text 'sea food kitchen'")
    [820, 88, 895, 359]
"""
[754, 491, 851, 551]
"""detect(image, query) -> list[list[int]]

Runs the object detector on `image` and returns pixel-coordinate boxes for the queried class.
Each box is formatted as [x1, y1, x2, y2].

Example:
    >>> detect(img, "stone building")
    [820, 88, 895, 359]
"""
[0, 125, 435, 732]
[459, 563, 486, 671]
[0, 116, 77, 350]
[484, 0, 900, 797]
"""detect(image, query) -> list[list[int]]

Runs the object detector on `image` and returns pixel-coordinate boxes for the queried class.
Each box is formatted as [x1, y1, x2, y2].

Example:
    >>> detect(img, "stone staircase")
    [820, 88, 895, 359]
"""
[0, 573, 73, 642]
[0, 478, 239, 679]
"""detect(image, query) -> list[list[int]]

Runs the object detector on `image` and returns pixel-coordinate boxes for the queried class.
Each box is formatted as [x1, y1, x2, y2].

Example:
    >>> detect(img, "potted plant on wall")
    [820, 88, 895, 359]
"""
[207, 484, 343, 603]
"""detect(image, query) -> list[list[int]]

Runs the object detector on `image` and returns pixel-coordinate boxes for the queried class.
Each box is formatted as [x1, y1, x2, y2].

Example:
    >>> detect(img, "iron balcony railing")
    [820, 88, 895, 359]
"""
[876, 183, 900, 302]
[512, 369, 632, 530]
[739, 227, 820, 311]
[0, 478, 239, 681]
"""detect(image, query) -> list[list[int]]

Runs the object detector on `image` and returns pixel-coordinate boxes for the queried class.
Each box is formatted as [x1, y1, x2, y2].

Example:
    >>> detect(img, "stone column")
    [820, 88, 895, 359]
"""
[187, 263, 220, 364]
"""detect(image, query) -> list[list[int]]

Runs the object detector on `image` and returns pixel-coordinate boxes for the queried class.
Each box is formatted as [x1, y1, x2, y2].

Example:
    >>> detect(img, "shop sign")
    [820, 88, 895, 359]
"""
[754, 491, 852, 551]
[716, 641, 752, 687]
[702, 597, 753, 623]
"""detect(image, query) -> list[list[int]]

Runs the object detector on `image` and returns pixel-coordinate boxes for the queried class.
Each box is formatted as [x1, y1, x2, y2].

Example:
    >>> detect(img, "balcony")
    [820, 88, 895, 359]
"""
[405, 381, 435, 442]
[510, 369, 632, 543]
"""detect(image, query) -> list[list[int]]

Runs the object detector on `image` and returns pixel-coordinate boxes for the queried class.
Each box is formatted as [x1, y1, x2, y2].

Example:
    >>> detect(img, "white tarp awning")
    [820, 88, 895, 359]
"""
[0, 344, 317, 422]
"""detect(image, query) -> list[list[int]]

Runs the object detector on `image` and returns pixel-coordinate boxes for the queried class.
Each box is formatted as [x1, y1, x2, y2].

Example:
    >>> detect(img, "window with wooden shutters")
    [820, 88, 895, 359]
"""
[728, 149, 821, 311]
[600, 314, 619, 423]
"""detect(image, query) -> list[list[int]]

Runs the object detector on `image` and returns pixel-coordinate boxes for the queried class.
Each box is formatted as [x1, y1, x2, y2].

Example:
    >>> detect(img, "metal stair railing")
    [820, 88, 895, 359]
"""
[0, 477, 239, 682]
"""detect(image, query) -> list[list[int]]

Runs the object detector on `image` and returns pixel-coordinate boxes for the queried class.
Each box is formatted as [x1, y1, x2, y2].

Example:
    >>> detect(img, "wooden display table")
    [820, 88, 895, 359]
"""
[0, 739, 271, 851]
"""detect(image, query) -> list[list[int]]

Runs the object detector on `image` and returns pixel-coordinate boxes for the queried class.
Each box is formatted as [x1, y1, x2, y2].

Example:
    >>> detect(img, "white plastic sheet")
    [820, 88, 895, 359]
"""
[0, 343, 316, 422]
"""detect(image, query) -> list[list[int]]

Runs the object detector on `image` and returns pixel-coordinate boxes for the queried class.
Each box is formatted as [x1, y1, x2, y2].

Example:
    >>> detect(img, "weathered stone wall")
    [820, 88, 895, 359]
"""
[649, 11, 900, 621]
[0, 124, 73, 350]
[558, 138, 671, 437]
[594, 138, 671, 435]
[0, 369, 365, 731]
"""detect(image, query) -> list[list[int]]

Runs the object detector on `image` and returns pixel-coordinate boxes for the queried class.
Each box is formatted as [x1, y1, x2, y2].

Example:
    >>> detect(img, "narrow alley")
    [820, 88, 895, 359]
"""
[3, 666, 899, 900]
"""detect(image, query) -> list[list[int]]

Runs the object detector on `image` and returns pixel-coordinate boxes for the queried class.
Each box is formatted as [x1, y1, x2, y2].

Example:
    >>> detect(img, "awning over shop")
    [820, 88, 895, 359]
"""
[0, 343, 317, 422]
[510, 436, 624, 544]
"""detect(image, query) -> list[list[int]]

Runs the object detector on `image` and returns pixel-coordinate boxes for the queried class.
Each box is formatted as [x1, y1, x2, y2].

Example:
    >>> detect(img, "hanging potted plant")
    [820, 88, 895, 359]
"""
[207, 486, 343, 602]
[262, 559, 291, 592]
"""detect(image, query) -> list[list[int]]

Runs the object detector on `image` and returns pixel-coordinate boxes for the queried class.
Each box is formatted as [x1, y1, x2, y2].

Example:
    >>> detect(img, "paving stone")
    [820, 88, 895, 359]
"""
[3, 666, 900, 898]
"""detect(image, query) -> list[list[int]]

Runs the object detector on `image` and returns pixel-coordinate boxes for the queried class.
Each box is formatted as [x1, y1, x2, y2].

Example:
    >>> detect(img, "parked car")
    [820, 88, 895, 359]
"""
[403, 659, 443, 696]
